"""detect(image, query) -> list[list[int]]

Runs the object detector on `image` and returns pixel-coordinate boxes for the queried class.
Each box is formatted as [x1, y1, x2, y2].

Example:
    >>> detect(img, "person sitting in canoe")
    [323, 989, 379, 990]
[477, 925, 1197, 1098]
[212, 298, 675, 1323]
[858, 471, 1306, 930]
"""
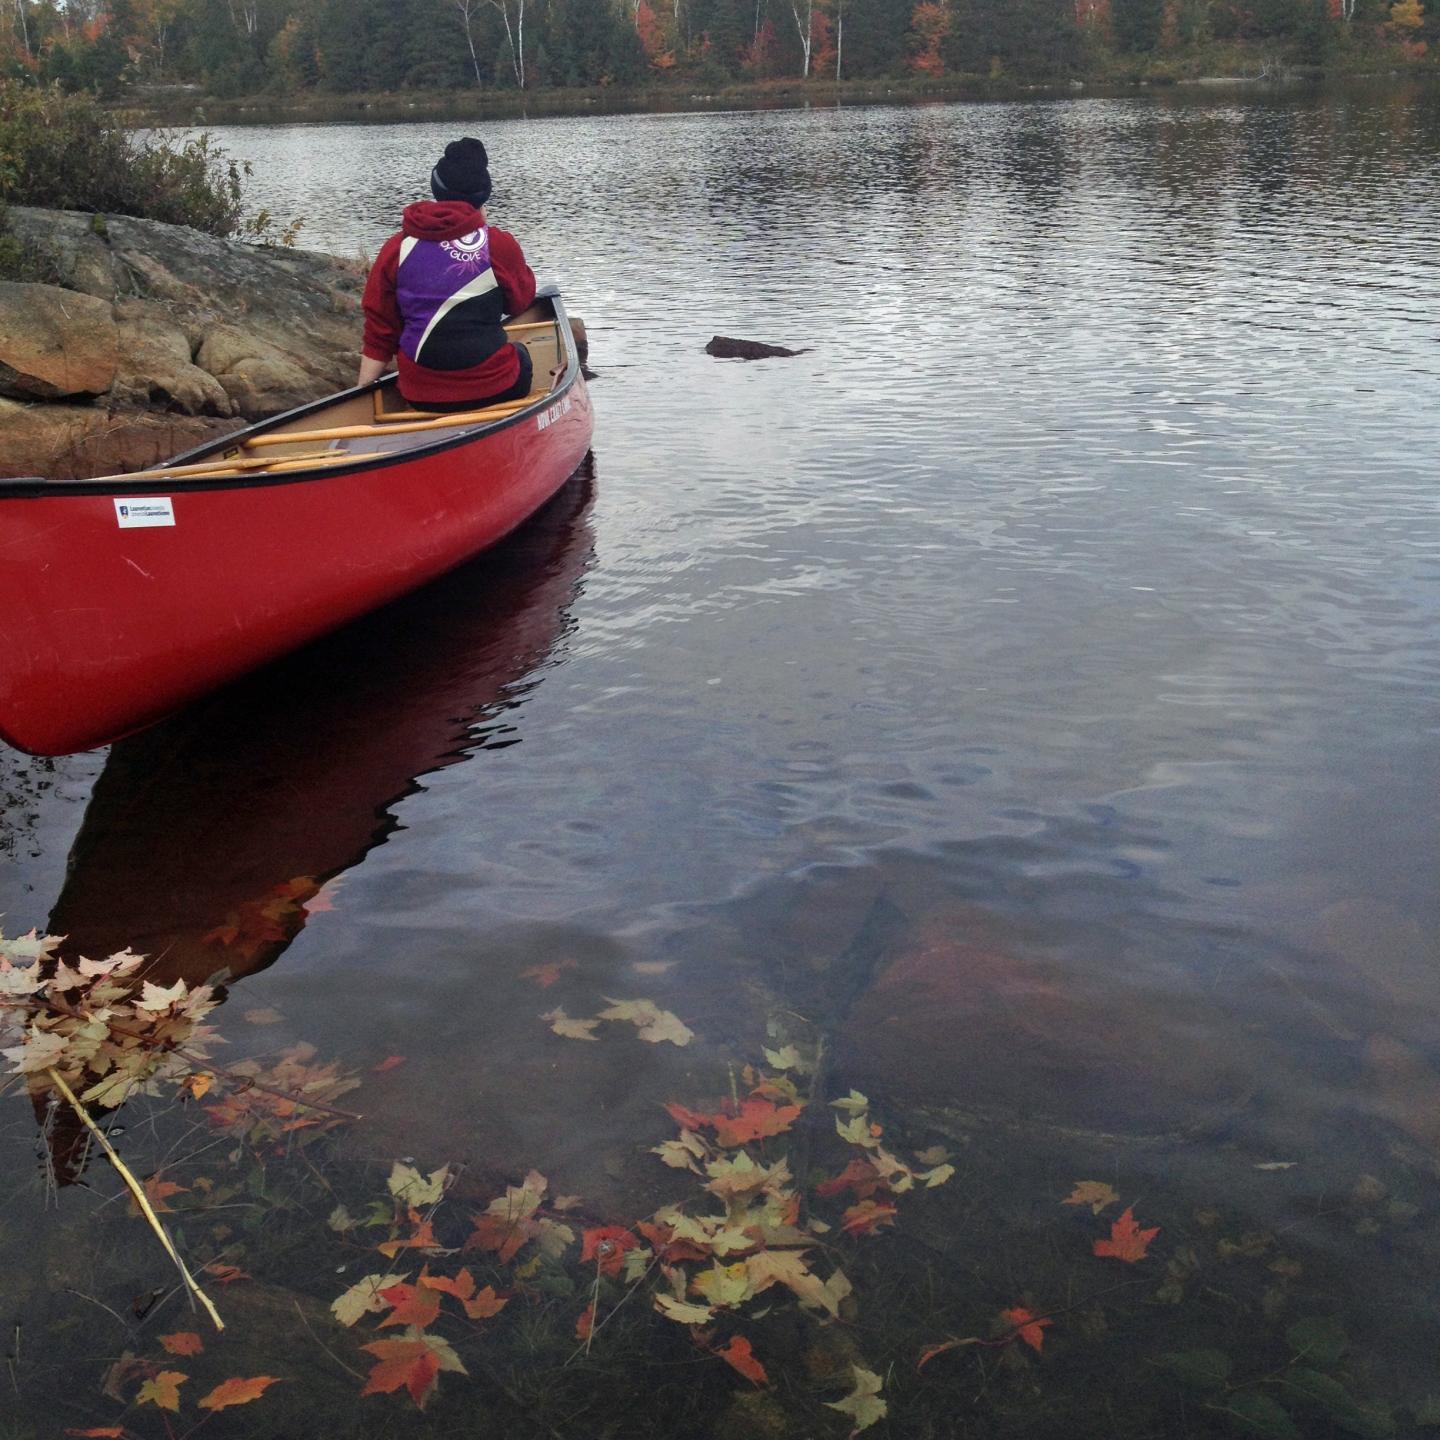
[357, 137, 537, 412]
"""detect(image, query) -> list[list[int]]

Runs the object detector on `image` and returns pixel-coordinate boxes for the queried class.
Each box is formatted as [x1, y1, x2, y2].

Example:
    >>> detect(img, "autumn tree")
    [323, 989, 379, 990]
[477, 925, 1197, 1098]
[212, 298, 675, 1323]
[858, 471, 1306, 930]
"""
[908, 0, 946, 70]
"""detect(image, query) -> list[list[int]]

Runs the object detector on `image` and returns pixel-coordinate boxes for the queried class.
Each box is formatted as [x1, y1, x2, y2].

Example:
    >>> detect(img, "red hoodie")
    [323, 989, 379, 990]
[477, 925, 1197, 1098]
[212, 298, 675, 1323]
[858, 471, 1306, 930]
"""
[362, 200, 537, 405]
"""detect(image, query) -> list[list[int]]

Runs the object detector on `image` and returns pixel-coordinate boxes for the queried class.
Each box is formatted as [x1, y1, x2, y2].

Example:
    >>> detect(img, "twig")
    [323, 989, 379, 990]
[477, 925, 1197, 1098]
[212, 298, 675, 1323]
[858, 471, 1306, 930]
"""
[291, 1299, 364, 1381]
[45, 1067, 224, 1332]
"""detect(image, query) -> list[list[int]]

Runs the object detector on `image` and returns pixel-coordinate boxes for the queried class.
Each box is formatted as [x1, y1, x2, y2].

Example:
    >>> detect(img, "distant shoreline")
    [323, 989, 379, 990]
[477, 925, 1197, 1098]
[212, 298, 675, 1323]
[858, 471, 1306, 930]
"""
[113, 66, 1430, 128]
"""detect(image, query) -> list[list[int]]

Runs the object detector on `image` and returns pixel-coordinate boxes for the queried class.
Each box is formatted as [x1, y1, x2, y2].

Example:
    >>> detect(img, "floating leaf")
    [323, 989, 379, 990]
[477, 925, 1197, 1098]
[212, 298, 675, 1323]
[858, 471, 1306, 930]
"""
[1000, 1306, 1052, 1353]
[158, 1332, 204, 1357]
[575, 1302, 595, 1342]
[332, 1273, 408, 1327]
[762, 1045, 804, 1072]
[1093, 1206, 1159, 1263]
[841, 1199, 898, 1237]
[372, 1055, 406, 1073]
[387, 1163, 449, 1208]
[830, 1091, 869, 1114]
[197, 1376, 281, 1412]
[717, 1335, 769, 1386]
[243, 1007, 284, 1025]
[713, 1097, 802, 1147]
[597, 997, 694, 1047]
[135, 1372, 187, 1412]
[361, 1330, 467, 1409]
[654, 1295, 716, 1325]
[378, 1281, 442, 1331]
[826, 1365, 887, 1434]
[581, 1226, 641, 1278]
[521, 960, 576, 988]
[917, 1163, 956, 1188]
[917, 1336, 981, 1371]
[1062, 1180, 1120, 1215]
[542, 1007, 601, 1041]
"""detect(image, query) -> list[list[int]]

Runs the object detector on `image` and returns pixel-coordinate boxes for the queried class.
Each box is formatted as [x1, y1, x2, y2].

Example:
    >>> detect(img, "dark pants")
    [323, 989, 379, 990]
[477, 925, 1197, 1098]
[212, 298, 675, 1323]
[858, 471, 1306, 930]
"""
[408, 343, 532, 413]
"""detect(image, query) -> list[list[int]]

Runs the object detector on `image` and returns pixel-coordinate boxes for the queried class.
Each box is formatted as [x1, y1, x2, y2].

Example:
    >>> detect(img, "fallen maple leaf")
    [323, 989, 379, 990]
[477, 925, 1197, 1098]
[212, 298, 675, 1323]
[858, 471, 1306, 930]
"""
[158, 1331, 204, 1357]
[542, 1007, 601, 1041]
[202, 1262, 250, 1285]
[132, 1176, 188, 1215]
[1000, 1306, 1053, 1353]
[717, 1334, 768, 1386]
[582, 1225, 642, 1278]
[597, 997, 694, 1046]
[664, 1101, 709, 1131]
[575, 1302, 596, 1342]
[65, 1428, 127, 1437]
[840, 1199, 899, 1237]
[520, 960, 576, 988]
[1094, 1206, 1160, 1263]
[135, 1371, 187, 1412]
[1063, 1180, 1120, 1216]
[181, 1072, 214, 1100]
[196, 1376, 281, 1411]
[816, 1158, 886, 1201]
[826, 1365, 887, 1433]
[712, 1097, 803, 1148]
[378, 1281, 442, 1331]
[332, 1273, 407, 1327]
[372, 1055, 406, 1073]
[361, 1331, 466, 1409]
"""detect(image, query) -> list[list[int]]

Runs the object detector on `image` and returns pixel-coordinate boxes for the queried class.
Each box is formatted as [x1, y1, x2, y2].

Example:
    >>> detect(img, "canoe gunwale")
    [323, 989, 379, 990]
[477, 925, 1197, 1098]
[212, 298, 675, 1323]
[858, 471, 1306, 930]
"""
[0, 294, 582, 502]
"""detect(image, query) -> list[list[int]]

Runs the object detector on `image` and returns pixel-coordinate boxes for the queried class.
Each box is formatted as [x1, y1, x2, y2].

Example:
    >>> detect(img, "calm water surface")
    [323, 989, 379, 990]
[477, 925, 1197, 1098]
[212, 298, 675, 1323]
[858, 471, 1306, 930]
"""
[3, 84, 1440, 1435]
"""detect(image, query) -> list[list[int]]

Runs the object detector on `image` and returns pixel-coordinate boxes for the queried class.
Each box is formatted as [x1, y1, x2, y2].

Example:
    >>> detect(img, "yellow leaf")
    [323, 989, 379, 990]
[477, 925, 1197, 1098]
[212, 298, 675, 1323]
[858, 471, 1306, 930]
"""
[691, 1262, 754, 1308]
[835, 1114, 877, 1148]
[332, 1273, 407, 1327]
[542, 1007, 601, 1041]
[830, 1090, 869, 1114]
[243, 1007, 285, 1025]
[136, 1371, 187, 1412]
[918, 1163, 955, 1188]
[826, 1366, 887, 1434]
[597, 997, 693, 1047]
[387, 1163, 449, 1208]
[654, 1294, 716, 1325]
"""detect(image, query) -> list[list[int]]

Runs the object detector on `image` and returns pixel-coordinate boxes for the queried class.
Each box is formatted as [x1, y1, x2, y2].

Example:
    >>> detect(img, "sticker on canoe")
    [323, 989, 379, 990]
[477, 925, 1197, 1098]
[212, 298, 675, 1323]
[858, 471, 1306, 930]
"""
[114, 497, 176, 529]
[536, 394, 574, 431]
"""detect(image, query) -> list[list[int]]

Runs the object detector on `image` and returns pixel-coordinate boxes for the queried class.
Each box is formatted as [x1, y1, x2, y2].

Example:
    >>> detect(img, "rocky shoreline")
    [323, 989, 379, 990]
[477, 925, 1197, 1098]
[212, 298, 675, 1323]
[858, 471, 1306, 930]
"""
[0, 208, 364, 480]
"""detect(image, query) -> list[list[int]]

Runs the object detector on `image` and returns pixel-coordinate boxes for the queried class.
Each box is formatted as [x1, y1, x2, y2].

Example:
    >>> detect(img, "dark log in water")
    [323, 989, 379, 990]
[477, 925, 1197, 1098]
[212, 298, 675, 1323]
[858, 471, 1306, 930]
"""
[704, 335, 809, 360]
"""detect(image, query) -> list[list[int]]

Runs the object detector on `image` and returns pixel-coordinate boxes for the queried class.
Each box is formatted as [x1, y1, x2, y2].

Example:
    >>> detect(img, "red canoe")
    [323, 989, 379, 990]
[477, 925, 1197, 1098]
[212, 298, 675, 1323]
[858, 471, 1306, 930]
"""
[0, 291, 593, 757]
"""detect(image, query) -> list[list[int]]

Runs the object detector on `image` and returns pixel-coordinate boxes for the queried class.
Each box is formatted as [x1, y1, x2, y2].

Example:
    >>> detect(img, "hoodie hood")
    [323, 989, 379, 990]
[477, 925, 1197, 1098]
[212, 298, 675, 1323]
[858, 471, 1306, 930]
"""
[401, 200, 486, 241]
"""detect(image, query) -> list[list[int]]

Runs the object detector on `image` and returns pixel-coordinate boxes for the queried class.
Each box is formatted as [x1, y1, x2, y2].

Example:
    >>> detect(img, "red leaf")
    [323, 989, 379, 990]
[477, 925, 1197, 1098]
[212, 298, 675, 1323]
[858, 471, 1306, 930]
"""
[65, 1430, 127, 1437]
[815, 1158, 886, 1201]
[581, 1226, 641, 1278]
[378, 1211, 440, 1260]
[1000, 1306, 1053, 1353]
[840, 1198, 899, 1237]
[1093, 1206, 1159, 1263]
[201, 1262, 250, 1285]
[158, 1331, 204, 1356]
[377, 1282, 442, 1331]
[575, 1302, 596, 1341]
[663, 1101, 709, 1131]
[637, 1219, 709, 1264]
[196, 1376, 281, 1411]
[372, 1055, 406, 1074]
[716, 1335, 768, 1386]
[465, 1211, 537, 1264]
[520, 960, 576, 988]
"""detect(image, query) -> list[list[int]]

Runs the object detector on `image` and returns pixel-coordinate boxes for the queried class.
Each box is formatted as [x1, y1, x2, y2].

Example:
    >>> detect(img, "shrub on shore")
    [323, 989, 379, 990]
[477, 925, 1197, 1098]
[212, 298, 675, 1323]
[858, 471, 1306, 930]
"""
[0, 81, 245, 237]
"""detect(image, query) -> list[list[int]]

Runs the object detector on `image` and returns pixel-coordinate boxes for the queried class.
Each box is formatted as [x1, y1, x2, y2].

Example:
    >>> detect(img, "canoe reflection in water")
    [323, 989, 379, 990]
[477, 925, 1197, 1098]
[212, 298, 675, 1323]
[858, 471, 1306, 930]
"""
[48, 461, 596, 993]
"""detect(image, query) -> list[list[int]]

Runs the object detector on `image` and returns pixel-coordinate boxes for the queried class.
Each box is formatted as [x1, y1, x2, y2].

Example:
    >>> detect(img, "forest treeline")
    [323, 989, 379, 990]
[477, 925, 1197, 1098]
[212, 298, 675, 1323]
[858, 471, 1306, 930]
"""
[2, 0, 1433, 101]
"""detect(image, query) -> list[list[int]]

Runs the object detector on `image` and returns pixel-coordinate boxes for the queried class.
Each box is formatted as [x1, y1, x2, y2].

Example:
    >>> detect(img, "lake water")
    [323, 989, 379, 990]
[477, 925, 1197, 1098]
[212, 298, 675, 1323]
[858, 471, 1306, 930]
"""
[3, 82, 1440, 1437]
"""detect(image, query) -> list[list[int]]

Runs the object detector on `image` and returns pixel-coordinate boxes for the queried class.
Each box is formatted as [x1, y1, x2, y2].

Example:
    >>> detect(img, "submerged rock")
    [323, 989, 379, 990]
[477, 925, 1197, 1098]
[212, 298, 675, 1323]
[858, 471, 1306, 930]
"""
[0, 206, 365, 478]
[705, 334, 809, 360]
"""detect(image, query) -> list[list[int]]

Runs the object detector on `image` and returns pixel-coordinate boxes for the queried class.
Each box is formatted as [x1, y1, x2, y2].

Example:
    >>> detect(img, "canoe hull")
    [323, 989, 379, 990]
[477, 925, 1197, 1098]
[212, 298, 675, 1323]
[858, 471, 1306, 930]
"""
[0, 376, 591, 756]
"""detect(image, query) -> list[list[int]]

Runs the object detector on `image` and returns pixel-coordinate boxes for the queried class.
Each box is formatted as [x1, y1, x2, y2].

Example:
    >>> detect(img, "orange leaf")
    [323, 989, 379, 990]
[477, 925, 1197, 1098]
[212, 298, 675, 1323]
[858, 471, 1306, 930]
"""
[132, 1176, 187, 1215]
[135, 1371, 186, 1412]
[158, 1331, 204, 1356]
[575, 1302, 596, 1341]
[1000, 1306, 1053, 1352]
[181, 1073, 214, 1100]
[372, 1055, 406, 1073]
[378, 1211, 440, 1259]
[465, 1211, 537, 1264]
[711, 1097, 803, 1148]
[581, 1226, 641, 1278]
[197, 1376, 281, 1411]
[65, 1429, 127, 1437]
[1093, 1206, 1159, 1263]
[1062, 1180, 1119, 1215]
[916, 1336, 980, 1371]
[840, 1198, 899, 1237]
[202, 1262, 250, 1285]
[716, 1335, 768, 1386]
[460, 1285, 508, 1321]
[360, 1335, 464, 1409]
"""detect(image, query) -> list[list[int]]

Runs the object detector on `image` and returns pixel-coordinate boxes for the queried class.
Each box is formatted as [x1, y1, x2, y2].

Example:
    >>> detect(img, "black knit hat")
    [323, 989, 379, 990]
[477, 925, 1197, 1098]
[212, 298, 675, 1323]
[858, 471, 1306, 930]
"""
[431, 138, 492, 208]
